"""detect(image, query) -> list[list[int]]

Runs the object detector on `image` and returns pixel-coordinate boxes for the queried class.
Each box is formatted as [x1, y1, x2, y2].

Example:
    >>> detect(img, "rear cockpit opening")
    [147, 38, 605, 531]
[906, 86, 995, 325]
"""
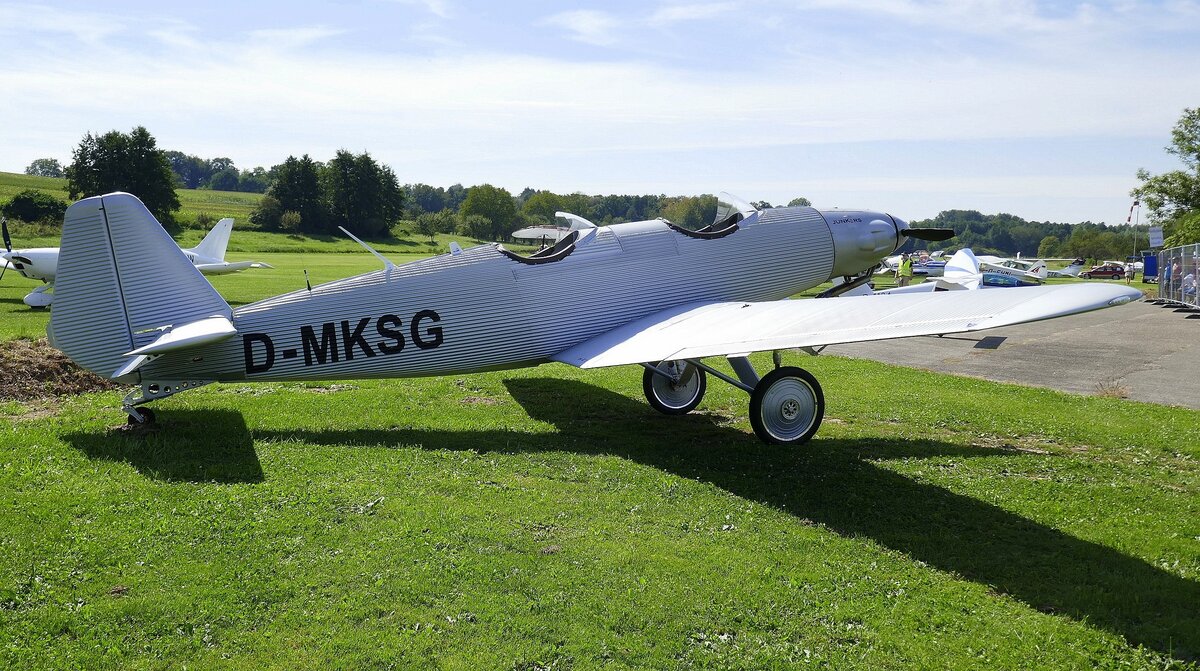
[499, 229, 580, 265]
[498, 211, 599, 265]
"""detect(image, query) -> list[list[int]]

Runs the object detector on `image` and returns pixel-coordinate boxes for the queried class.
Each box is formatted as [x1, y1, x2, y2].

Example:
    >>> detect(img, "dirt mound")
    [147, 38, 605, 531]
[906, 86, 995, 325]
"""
[0, 338, 119, 401]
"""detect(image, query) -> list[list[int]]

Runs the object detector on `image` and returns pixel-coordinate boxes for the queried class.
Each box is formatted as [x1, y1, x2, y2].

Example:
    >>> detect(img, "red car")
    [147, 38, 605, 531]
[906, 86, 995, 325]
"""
[1080, 263, 1126, 280]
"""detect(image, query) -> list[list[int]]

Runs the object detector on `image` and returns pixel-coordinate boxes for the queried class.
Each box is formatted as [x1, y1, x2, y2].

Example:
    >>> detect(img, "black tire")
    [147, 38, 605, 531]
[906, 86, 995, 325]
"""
[1112, 273, 1122, 280]
[643, 361, 706, 415]
[126, 407, 156, 426]
[749, 366, 824, 445]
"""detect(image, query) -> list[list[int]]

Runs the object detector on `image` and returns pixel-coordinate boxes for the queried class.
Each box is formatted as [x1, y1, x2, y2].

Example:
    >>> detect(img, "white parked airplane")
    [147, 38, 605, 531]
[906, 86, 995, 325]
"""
[1047, 258, 1086, 278]
[974, 255, 1048, 283]
[0, 215, 271, 308]
[48, 193, 1139, 445]
[872, 249, 1041, 294]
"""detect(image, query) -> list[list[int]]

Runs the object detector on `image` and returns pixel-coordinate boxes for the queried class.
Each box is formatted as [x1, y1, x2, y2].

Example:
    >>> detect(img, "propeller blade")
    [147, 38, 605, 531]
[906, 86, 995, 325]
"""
[1, 217, 10, 253]
[901, 227, 955, 241]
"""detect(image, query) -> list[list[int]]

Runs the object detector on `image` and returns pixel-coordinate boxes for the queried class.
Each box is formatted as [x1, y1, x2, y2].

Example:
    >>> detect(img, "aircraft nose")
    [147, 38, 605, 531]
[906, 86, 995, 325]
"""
[824, 210, 902, 277]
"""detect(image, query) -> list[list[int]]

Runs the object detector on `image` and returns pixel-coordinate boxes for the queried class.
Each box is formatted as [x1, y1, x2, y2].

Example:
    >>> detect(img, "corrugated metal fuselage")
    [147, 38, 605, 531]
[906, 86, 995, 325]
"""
[144, 207, 840, 382]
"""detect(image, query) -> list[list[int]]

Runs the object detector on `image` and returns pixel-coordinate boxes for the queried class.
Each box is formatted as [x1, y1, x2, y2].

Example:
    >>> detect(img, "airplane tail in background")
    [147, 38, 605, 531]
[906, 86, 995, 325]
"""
[189, 217, 235, 261]
[1030, 260, 1048, 280]
[48, 193, 234, 381]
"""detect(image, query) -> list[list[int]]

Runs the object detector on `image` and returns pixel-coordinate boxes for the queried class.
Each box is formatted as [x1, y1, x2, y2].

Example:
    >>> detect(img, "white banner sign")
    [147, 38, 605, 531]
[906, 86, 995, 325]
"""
[1149, 226, 1164, 247]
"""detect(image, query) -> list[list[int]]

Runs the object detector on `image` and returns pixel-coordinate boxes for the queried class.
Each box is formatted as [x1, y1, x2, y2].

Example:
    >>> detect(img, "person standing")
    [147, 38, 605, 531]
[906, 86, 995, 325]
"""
[897, 253, 914, 287]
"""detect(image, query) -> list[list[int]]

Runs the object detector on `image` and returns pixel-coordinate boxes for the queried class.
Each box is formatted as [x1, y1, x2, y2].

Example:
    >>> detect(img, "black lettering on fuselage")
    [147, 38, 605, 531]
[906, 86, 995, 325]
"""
[411, 310, 443, 350]
[341, 318, 376, 360]
[243, 333, 275, 374]
[281, 311, 445, 369]
[302, 322, 339, 366]
[376, 314, 406, 354]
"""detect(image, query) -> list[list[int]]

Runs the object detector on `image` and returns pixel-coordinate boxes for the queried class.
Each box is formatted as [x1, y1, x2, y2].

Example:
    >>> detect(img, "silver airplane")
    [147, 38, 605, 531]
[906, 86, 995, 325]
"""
[48, 192, 1140, 445]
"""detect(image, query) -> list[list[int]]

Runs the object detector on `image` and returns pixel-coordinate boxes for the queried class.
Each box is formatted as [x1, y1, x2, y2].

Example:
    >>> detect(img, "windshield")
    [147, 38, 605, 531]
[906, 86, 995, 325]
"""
[713, 192, 758, 227]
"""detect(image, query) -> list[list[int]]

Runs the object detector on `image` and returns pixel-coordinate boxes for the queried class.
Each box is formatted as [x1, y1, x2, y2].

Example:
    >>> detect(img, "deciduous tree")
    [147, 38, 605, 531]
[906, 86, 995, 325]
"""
[1133, 107, 1200, 224]
[24, 158, 64, 178]
[460, 184, 517, 240]
[65, 126, 180, 221]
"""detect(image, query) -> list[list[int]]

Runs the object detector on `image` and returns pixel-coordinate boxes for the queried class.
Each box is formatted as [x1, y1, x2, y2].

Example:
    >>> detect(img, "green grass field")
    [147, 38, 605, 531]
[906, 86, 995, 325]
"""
[2, 354, 1197, 669]
[1, 200, 1196, 669]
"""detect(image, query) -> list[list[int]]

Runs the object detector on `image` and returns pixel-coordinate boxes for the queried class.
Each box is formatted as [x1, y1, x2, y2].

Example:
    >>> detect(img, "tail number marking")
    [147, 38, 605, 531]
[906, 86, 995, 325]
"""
[243, 310, 443, 374]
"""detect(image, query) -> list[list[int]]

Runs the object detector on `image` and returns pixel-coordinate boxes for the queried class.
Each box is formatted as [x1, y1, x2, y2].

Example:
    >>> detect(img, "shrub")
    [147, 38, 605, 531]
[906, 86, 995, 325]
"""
[1, 190, 68, 224]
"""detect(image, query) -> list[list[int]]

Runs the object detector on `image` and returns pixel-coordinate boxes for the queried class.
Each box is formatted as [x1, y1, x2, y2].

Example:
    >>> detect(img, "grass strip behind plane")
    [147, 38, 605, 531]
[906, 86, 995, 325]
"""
[47, 193, 1140, 445]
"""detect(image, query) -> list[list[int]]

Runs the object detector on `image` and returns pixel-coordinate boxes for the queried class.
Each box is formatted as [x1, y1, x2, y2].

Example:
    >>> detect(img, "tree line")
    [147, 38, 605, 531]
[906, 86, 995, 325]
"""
[15, 108, 1200, 251]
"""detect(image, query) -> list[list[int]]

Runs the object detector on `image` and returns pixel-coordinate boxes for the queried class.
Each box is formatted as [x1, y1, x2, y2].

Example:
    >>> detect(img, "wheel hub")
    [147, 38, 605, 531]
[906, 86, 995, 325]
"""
[781, 398, 801, 420]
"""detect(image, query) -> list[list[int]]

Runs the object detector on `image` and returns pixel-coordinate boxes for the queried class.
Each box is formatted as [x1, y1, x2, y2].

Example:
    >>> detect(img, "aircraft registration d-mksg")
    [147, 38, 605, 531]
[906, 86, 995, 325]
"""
[48, 192, 1140, 445]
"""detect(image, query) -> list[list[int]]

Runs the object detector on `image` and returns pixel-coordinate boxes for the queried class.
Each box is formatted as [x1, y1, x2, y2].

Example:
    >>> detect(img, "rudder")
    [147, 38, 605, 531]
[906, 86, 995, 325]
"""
[49, 193, 232, 379]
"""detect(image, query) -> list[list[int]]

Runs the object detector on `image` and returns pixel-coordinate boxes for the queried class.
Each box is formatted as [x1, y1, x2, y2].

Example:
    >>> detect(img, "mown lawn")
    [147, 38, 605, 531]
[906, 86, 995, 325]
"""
[1, 350, 1198, 670]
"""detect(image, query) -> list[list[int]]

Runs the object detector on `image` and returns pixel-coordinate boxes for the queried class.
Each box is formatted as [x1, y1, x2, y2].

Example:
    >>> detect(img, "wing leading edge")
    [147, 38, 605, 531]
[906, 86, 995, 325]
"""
[552, 283, 1141, 369]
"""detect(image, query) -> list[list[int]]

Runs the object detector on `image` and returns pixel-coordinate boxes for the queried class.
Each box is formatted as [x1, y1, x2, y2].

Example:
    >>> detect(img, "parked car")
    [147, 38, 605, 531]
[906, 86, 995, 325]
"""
[1080, 263, 1126, 280]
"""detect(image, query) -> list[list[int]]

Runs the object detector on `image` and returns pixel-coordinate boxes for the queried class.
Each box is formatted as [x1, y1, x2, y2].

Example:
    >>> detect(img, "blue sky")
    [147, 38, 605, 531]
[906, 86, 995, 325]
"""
[1, 0, 1197, 223]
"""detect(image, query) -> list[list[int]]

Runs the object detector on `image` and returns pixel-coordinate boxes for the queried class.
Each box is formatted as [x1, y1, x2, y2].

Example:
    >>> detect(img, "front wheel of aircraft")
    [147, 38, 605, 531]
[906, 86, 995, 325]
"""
[749, 367, 824, 445]
[643, 360, 707, 415]
[126, 407, 156, 426]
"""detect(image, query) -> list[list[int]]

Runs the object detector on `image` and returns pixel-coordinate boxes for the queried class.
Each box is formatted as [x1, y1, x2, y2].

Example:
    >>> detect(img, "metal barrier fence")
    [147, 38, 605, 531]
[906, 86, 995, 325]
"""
[1158, 243, 1199, 308]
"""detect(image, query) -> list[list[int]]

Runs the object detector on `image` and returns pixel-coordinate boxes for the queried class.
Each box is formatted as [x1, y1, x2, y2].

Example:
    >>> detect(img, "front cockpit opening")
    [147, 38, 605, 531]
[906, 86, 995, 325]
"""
[664, 192, 758, 240]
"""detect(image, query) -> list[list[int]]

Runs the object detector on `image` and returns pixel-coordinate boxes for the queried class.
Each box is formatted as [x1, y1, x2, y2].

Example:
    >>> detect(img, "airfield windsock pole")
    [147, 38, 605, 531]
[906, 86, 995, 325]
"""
[1127, 200, 1140, 256]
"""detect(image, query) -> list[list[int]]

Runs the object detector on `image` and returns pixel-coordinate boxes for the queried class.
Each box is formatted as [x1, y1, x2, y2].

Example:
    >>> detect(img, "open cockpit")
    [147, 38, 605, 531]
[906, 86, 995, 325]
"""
[664, 192, 759, 239]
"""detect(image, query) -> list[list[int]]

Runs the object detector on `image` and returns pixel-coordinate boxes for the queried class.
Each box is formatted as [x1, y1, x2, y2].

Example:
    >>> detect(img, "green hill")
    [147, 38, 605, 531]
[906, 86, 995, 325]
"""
[0, 171, 263, 227]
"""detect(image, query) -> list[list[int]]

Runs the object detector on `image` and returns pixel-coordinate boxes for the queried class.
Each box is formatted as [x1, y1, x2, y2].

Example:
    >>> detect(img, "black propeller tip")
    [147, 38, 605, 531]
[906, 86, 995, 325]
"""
[902, 227, 955, 241]
[1, 217, 10, 253]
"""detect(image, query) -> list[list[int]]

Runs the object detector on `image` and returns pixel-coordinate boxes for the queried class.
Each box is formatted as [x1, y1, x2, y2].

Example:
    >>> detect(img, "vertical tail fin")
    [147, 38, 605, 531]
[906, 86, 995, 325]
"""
[48, 193, 232, 379]
[187, 217, 234, 262]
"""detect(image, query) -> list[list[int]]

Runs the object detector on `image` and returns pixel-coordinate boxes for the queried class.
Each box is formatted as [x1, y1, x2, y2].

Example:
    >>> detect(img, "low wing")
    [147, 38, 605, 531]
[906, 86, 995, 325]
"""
[552, 284, 1140, 369]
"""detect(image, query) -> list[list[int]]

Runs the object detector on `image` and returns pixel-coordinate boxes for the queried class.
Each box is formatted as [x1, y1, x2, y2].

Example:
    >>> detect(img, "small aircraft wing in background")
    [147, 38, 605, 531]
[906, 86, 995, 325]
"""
[552, 283, 1140, 369]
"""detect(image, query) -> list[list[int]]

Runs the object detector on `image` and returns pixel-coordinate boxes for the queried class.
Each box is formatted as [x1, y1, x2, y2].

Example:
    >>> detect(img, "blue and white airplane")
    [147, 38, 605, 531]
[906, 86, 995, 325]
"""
[47, 192, 1139, 445]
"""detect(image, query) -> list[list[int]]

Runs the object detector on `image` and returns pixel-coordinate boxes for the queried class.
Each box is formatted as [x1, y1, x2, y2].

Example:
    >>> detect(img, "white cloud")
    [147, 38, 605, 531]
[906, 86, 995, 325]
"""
[390, 0, 453, 19]
[246, 26, 345, 50]
[648, 2, 739, 25]
[540, 9, 621, 46]
[0, 0, 1195, 223]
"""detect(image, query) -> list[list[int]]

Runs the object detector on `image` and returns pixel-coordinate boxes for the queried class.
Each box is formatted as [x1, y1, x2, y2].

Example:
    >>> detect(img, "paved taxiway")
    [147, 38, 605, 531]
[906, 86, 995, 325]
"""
[822, 297, 1200, 410]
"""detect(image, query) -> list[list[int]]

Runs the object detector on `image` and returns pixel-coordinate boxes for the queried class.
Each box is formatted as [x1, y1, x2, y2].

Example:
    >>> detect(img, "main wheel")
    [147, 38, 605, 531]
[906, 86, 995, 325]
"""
[126, 407, 156, 426]
[643, 360, 706, 415]
[749, 366, 824, 445]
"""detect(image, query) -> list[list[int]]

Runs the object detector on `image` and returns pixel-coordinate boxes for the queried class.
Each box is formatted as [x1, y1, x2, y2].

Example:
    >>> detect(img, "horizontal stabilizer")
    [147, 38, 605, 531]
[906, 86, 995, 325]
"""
[126, 315, 237, 356]
[552, 283, 1141, 369]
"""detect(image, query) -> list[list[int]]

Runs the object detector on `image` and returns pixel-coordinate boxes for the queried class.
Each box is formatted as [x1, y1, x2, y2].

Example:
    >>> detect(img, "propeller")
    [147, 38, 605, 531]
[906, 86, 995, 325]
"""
[901, 227, 955, 241]
[0, 217, 9, 282]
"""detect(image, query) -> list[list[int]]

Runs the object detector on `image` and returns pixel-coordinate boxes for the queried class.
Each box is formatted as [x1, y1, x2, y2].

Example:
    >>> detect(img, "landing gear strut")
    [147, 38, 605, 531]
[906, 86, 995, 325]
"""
[641, 354, 825, 445]
[122, 379, 212, 424]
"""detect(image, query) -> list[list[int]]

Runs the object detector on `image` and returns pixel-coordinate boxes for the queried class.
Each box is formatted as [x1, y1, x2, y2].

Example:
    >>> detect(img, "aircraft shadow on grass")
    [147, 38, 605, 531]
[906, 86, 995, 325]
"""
[243, 377, 1197, 663]
[63, 408, 263, 484]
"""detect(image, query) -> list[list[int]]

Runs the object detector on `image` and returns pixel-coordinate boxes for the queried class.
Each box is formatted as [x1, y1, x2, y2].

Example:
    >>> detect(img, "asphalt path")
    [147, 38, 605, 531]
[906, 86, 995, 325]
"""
[821, 298, 1200, 410]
